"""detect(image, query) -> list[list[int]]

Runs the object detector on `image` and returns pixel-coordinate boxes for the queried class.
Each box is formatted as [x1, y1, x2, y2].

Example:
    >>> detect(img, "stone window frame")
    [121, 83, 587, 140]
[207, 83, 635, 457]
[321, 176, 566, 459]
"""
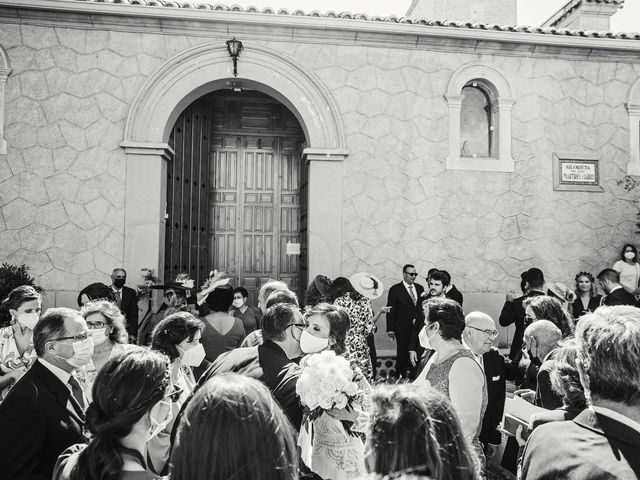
[0, 46, 10, 155]
[627, 79, 640, 176]
[445, 62, 516, 172]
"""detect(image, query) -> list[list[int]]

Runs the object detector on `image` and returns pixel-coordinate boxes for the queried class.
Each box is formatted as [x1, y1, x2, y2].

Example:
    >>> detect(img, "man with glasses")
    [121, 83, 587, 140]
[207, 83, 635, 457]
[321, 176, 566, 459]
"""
[0, 308, 92, 479]
[463, 311, 506, 463]
[386, 264, 425, 379]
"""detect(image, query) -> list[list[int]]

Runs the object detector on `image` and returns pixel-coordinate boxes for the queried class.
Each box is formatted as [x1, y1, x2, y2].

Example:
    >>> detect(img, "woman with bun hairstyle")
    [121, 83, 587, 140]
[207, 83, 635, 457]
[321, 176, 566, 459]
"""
[0, 285, 42, 401]
[53, 349, 173, 480]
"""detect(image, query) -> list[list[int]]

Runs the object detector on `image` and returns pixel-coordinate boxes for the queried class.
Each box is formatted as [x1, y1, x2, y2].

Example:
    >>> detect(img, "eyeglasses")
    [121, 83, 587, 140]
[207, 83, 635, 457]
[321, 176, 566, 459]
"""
[467, 325, 499, 340]
[87, 321, 106, 329]
[166, 385, 184, 402]
[50, 332, 90, 342]
[406, 273, 418, 277]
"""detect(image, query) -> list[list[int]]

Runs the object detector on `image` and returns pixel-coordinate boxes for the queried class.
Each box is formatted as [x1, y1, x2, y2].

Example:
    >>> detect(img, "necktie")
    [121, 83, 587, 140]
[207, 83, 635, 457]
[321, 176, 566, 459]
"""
[115, 290, 122, 306]
[409, 285, 417, 305]
[68, 376, 86, 413]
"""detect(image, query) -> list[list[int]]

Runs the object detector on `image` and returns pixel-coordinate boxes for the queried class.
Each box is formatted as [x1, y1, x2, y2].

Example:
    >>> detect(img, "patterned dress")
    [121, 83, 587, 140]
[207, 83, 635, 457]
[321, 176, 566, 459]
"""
[334, 294, 375, 382]
[0, 325, 37, 401]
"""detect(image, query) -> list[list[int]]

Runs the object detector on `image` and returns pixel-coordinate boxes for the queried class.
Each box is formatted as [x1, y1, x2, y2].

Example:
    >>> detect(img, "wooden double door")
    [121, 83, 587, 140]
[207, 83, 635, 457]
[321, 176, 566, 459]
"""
[165, 91, 307, 306]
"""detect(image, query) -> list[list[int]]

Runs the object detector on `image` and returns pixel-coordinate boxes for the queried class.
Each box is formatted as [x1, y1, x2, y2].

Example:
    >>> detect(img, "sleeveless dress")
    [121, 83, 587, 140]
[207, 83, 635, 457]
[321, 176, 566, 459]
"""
[417, 348, 488, 458]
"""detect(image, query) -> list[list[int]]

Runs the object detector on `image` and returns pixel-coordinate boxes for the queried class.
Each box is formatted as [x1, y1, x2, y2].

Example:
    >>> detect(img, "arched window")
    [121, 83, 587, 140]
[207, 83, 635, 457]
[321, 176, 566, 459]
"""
[0, 46, 10, 155]
[445, 63, 515, 172]
[628, 80, 640, 175]
[460, 83, 494, 158]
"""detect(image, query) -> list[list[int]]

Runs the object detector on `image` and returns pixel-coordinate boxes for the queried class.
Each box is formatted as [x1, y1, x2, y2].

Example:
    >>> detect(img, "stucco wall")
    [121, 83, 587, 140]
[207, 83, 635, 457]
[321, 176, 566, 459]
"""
[0, 15, 638, 342]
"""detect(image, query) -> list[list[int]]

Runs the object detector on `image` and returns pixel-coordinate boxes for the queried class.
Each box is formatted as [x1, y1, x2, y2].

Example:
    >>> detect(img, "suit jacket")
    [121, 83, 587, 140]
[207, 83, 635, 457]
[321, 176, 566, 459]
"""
[479, 347, 506, 446]
[0, 360, 87, 480]
[499, 290, 545, 360]
[520, 408, 640, 479]
[193, 340, 303, 430]
[118, 285, 139, 337]
[445, 285, 464, 306]
[603, 287, 637, 307]
[386, 282, 424, 334]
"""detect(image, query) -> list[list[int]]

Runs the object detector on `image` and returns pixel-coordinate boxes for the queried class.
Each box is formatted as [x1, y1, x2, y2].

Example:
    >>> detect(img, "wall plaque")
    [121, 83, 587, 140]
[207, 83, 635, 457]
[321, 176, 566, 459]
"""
[553, 153, 603, 192]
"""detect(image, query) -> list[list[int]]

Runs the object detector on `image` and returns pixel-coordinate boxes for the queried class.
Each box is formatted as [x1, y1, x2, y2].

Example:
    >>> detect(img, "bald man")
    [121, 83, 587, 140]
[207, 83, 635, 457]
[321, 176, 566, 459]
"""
[516, 320, 563, 409]
[463, 312, 506, 460]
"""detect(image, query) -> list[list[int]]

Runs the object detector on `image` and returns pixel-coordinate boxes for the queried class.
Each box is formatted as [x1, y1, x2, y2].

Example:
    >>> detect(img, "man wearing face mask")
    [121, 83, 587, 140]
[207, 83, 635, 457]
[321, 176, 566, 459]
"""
[110, 268, 139, 341]
[137, 282, 190, 347]
[0, 308, 92, 480]
[514, 320, 563, 409]
[192, 302, 305, 430]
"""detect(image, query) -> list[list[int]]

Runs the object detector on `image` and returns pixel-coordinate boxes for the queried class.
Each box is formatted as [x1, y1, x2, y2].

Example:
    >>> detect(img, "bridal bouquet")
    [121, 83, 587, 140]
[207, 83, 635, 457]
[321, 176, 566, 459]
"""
[296, 350, 362, 435]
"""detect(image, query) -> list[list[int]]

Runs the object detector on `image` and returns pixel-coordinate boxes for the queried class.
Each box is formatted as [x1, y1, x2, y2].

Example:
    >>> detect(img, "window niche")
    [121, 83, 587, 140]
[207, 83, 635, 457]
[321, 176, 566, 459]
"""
[627, 79, 640, 176]
[445, 63, 515, 172]
[0, 46, 10, 155]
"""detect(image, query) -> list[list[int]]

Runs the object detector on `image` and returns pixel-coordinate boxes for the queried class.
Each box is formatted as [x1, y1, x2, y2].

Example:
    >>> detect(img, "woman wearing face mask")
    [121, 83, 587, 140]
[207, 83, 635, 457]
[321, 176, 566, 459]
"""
[199, 286, 246, 363]
[0, 285, 42, 401]
[149, 312, 205, 474]
[413, 297, 486, 469]
[53, 349, 173, 480]
[137, 283, 191, 347]
[612, 243, 640, 296]
[298, 303, 372, 480]
[77, 300, 136, 401]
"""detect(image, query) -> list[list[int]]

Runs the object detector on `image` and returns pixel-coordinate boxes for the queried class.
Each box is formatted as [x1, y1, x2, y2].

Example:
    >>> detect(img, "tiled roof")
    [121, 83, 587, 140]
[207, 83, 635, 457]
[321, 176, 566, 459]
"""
[544, 0, 625, 28]
[69, 0, 640, 40]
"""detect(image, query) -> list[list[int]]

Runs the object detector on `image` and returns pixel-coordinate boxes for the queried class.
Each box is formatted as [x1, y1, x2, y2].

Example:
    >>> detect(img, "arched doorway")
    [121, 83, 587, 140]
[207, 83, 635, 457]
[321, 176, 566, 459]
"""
[165, 90, 307, 304]
[121, 42, 347, 290]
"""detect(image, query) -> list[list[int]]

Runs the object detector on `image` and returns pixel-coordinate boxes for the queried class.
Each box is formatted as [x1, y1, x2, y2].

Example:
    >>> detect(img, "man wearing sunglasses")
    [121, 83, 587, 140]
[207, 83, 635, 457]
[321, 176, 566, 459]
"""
[0, 307, 92, 479]
[386, 264, 425, 379]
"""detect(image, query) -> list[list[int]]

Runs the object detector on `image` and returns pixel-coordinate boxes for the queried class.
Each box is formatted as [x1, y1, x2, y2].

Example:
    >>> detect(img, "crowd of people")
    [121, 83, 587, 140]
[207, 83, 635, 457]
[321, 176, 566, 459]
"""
[0, 244, 639, 480]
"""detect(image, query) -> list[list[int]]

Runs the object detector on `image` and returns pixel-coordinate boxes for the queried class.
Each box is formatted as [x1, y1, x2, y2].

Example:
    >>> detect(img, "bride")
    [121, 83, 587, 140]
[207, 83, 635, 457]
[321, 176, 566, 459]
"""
[297, 303, 371, 480]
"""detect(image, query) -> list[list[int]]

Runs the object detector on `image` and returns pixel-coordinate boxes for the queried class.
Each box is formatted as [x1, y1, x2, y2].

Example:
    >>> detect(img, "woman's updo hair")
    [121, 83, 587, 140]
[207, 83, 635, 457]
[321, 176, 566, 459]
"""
[71, 349, 170, 480]
[0, 285, 41, 327]
[151, 312, 204, 361]
[205, 286, 234, 312]
[422, 297, 465, 341]
[307, 303, 350, 355]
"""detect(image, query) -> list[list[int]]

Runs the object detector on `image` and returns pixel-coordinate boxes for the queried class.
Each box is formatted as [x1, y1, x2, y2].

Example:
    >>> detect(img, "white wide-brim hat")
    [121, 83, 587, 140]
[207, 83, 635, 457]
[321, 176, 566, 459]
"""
[350, 272, 384, 300]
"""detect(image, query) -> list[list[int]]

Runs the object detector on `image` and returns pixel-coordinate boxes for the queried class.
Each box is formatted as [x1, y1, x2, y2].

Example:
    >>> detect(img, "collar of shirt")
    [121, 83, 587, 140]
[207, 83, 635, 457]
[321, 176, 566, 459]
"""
[111, 286, 122, 293]
[39, 358, 72, 385]
[591, 405, 640, 435]
[608, 285, 623, 294]
[444, 285, 452, 293]
[403, 281, 415, 290]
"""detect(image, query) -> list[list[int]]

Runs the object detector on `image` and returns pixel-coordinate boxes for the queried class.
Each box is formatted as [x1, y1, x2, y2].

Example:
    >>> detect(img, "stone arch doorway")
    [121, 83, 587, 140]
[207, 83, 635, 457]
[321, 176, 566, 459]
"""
[165, 89, 307, 304]
[121, 42, 348, 287]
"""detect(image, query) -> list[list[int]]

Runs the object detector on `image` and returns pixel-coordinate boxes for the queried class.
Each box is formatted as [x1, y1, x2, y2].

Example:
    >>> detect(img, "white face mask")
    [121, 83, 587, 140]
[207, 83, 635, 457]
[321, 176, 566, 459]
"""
[65, 338, 95, 369]
[625, 251, 636, 260]
[16, 312, 39, 330]
[300, 330, 329, 354]
[179, 343, 206, 367]
[89, 328, 109, 345]
[147, 398, 173, 440]
[418, 325, 436, 349]
[232, 299, 244, 309]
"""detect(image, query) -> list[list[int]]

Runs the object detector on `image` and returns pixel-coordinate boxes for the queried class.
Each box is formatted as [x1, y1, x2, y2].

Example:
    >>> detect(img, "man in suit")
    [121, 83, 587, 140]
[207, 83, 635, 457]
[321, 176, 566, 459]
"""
[462, 311, 505, 462]
[110, 268, 139, 341]
[597, 268, 637, 307]
[192, 302, 304, 430]
[0, 308, 92, 480]
[499, 267, 546, 362]
[520, 306, 640, 479]
[441, 270, 464, 306]
[386, 264, 424, 378]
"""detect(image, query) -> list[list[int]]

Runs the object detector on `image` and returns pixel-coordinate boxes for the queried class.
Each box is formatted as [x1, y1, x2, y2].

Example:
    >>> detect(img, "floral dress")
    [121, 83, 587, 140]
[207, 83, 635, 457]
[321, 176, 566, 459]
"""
[334, 294, 375, 382]
[0, 326, 37, 401]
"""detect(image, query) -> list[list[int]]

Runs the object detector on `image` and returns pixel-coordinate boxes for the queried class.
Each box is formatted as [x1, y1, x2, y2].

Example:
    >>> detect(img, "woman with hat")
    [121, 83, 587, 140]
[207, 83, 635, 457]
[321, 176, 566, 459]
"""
[330, 276, 377, 382]
[137, 281, 192, 347]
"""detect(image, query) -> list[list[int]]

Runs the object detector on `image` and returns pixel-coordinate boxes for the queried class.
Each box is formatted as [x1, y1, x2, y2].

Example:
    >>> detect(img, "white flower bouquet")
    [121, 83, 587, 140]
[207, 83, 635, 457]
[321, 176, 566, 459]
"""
[296, 350, 362, 435]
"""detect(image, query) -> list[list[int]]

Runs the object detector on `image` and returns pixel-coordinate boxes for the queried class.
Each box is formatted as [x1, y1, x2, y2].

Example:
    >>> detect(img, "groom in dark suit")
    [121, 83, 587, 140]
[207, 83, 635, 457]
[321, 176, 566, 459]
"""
[597, 268, 637, 307]
[386, 264, 424, 378]
[0, 308, 90, 480]
[521, 305, 640, 479]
